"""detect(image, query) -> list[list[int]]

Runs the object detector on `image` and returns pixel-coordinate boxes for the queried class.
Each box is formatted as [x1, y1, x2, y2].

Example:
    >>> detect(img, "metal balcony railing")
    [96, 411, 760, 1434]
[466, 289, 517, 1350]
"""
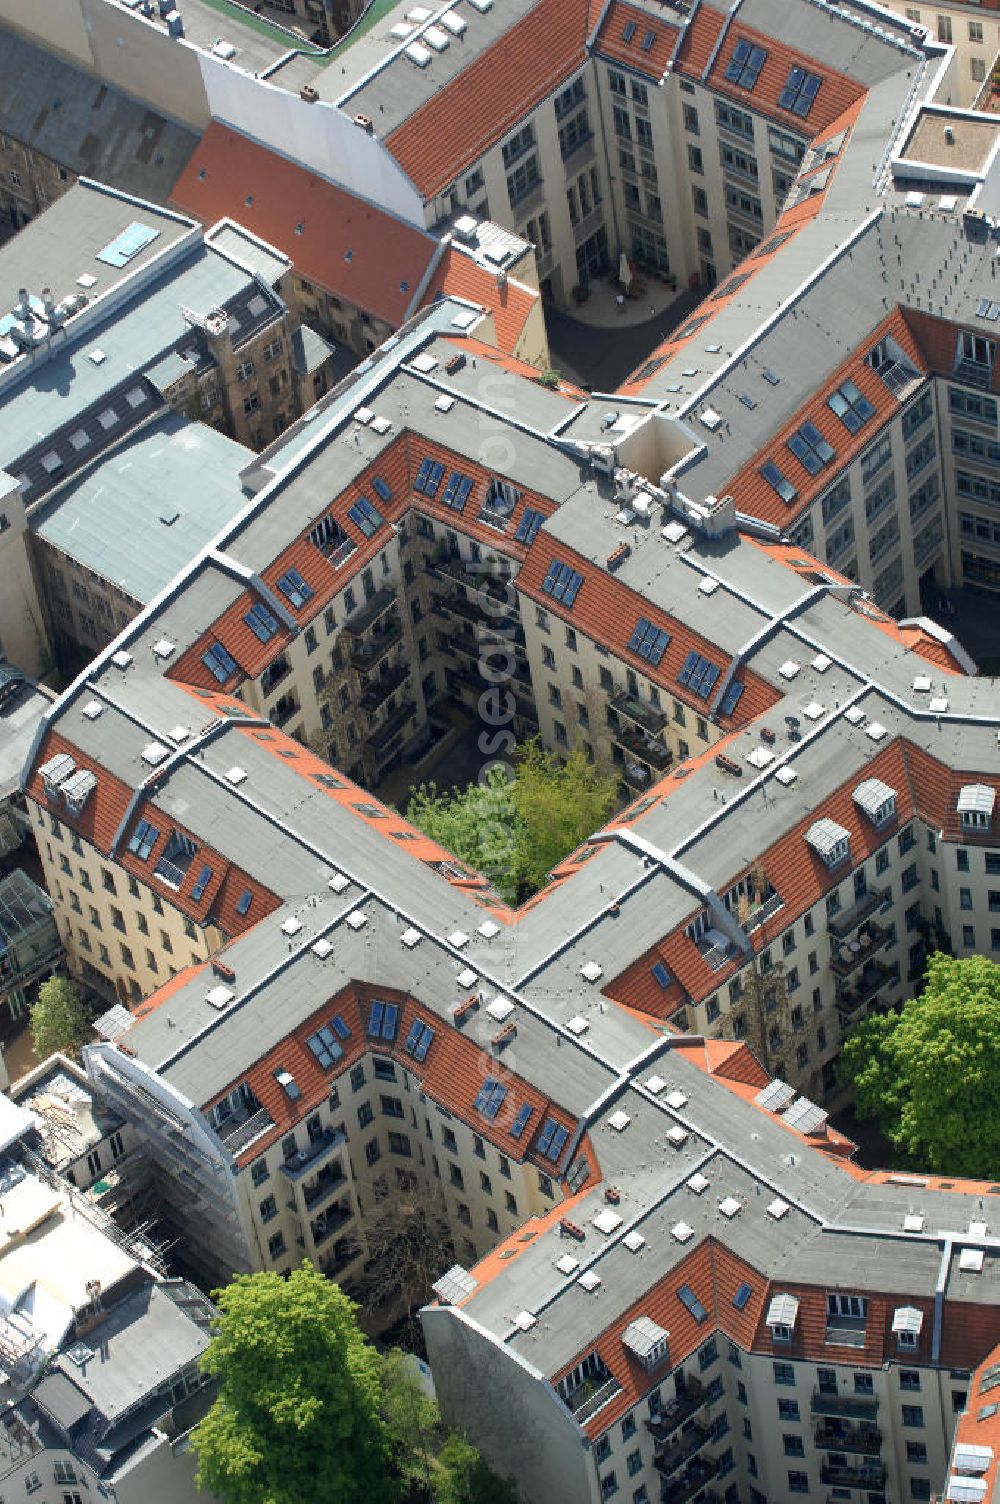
[828, 885, 890, 938]
[811, 1390, 879, 1421]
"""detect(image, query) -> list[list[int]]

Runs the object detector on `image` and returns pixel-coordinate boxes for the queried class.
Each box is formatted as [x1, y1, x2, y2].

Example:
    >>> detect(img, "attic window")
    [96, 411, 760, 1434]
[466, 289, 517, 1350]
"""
[725, 38, 767, 90]
[62, 769, 97, 816]
[760, 460, 797, 506]
[274, 1069, 301, 1101]
[779, 66, 822, 118]
[788, 421, 835, 476]
[805, 817, 850, 868]
[367, 999, 399, 1041]
[155, 829, 198, 888]
[767, 1292, 799, 1340]
[853, 778, 897, 827]
[622, 1317, 669, 1370]
[958, 784, 995, 831]
[828, 379, 876, 434]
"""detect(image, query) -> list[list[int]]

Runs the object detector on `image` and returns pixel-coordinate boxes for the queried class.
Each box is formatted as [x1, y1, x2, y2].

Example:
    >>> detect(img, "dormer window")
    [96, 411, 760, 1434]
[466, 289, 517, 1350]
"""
[62, 769, 97, 817]
[955, 330, 996, 390]
[958, 784, 995, 833]
[622, 1316, 669, 1372]
[806, 818, 851, 868]
[39, 752, 76, 800]
[892, 1306, 923, 1350]
[767, 1293, 799, 1342]
[853, 778, 897, 829]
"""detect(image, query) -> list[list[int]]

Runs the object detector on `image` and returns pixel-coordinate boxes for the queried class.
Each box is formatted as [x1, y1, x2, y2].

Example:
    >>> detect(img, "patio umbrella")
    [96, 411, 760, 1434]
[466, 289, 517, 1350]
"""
[619, 252, 632, 291]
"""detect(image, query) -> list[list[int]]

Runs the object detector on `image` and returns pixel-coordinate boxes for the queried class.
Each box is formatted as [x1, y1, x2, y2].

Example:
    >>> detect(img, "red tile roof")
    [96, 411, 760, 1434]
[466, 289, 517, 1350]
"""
[171, 123, 436, 326]
[422, 252, 540, 357]
[674, 3, 725, 76]
[385, 0, 591, 198]
[593, 1, 680, 77]
[517, 535, 781, 727]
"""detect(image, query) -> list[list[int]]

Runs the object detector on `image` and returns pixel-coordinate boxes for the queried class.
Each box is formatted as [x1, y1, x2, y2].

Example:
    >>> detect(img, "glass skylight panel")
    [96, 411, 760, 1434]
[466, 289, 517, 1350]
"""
[677, 1284, 708, 1322]
[474, 1077, 508, 1119]
[308, 1023, 344, 1069]
[788, 421, 835, 475]
[678, 650, 721, 700]
[244, 602, 279, 643]
[541, 560, 584, 606]
[442, 471, 474, 511]
[760, 460, 797, 504]
[405, 1019, 435, 1061]
[381, 1002, 399, 1040]
[371, 476, 392, 504]
[622, 18, 636, 40]
[640, 28, 654, 51]
[779, 66, 822, 117]
[348, 497, 383, 537]
[190, 864, 213, 902]
[733, 1282, 753, 1310]
[724, 39, 767, 90]
[627, 616, 671, 665]
[719, 679, 746, 717]
[510, 1103, 534, 1139]
[537, 1117, 569, 1161]
[651, 961, 672, 988]
[514, 506, 544, 545]
[276, 568, 313, 608]
[128, 818, 160, 860]
[202, 642, 238, 683]
[828, 379, 876, 434]
[236, 888, 253, 917]
[414, 457, 445, 496]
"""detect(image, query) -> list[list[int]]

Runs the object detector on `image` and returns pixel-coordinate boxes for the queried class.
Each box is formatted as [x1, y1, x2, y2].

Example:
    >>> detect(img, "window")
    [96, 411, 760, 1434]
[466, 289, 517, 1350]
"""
[828, 380, 876, 433]
[202, 641, 238, 684]
[902, 1404, 924, 1427]
[259, 1194, 277, 1223]
[788, 421, 835, 475]
[906, 1440, 927, 1463]
[788, 1472, 809, 1494]
[268, 1231, 286, 1259]
[761, 459, 797, 505]
[541, 560, 584, 606]
[779, 66, 822, 117]
[784, 1435, 805, 1457]
[725, 38, 767, 90]
[774, 1363, 796, 1387]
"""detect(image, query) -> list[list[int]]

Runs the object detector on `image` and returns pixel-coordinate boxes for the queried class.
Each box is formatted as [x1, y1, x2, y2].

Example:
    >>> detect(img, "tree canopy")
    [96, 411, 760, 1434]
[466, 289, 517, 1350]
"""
[192, 1264, 397, 1504]
[29, 974, 88, 1061]
[406, 739, 617, 902]
[839, 952, 1000, 1178]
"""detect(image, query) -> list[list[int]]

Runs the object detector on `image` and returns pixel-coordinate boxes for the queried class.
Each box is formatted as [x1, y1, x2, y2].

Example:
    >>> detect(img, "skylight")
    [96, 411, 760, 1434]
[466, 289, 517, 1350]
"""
[442, 471, 474, 512]
[760, 460, 797, 505]
[307, 1020, 346, 1069]
[828, 379, 876, 434]
[719, 679, 746, 717]
[787, 421, 835, 475]
[202, 642, 238, 684]
[537, 1117, 569, 1162]
[510, 1103, 534, 1139]
[779, 66, 822, 118]
[348, 496, 383, 537]
[474, 1077, 508, 1119]
[367, 1000, 399, 1040]
[678, 651, 720, 700]
[405, 1019, 435, 1062]
[515, 507, 544, 545]
[677, 1284, 708, 1322]
[627, 617, 670, 665]
[244, 602, 279, 643]
[415, 457, 445, 496]
[276, 568, 314, 609]
[724, 38, 767, 90]
[128, 818, 160, 861]
[541, 560, 584, 607]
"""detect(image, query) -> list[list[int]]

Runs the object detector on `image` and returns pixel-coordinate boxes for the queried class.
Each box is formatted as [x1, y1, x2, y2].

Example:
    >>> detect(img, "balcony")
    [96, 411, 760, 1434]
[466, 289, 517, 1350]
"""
[811, 1390, 879, 1421]
[659, 1454, 721, 1504]
[349, 616, 401, 671]
[654, 1423, 710, 1478]
[830, 923, 886, 977]
[647, 1379, 709, 1441]
[309, 1200, 354, 1248]
[370, 700, 417, 756]
[836, 960, 893, 1018]
[610, 691, 667, 736]
[303, 1161, 349, 1210]
[567, 1375, 623, 1425]
[612, 722, 673, 771]
[814, 1422, 882, 1456]
[623, 761, 652, 791]
[360, 662, 411, 714]
[280, 1127, 345, 1181]
[820, 1460, 886, 1490]
[270, 694, 299, 729]
[218, 1105, 273, 1158]
[828, 885, 890, 938]
[426, 554, 509, 605]
[824, 1315, 868, 1348]
[260, 656, 292, 696]
[346, 588, 396, 638]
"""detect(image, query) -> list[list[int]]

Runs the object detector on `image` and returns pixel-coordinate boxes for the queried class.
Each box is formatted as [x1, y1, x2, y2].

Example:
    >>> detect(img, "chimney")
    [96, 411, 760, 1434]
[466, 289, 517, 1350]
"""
[15, 288, 30, 320]
[41, 288, 55, 320]
[944, 125, 955, 145]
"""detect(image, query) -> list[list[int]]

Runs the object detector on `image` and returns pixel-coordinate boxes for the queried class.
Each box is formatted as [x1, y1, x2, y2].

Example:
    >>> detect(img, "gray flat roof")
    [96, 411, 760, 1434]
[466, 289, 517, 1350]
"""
[32, 413, 252, 604]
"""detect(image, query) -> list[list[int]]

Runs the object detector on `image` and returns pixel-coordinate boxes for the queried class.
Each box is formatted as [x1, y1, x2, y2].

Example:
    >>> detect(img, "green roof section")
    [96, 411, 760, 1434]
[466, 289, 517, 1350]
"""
[33, 413, 252, 605]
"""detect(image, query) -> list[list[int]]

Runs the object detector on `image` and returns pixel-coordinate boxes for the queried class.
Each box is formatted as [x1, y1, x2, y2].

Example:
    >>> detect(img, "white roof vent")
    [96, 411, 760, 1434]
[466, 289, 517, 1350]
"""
[778, 659, 800, 680]
[645, 1074, 667, 1095]
[843, 705, 865, 725]
[747, 745, 774, 769]
[802, 701, 825, 721]
[865, 720, 887, 741]
[370, 416, 392, 435]
[701, 407, 722, 431]
[959, 1247, 985, 1273]
[328, 873, 350, 893]
[929, 696, 949, 714]
[353, 406, 374, 425]
[767, 1197, 790, 1220]
[687, 1172, 709, 1195]
[345, 910, 368, 930]
[112, 650, 133, 669]
[141, 741, 170, 767]
[512, 1310, 536, 1332]
[434, 394, 455, 413]
[82, 701, 104, 721]
[623, 1230, 646, 1252]
[281, 916, 303, 937]
[168, 724, 190, 743]
[457, 967, 478, 988]
[719, 1196, 742, 1219]
[390, 18, 413, 34]
[811, 653, 831, 672]
[311, 937, 333, 959]
[608, 1109, 631, 1132]
[666, 1125, 688, 1147]
[486, 996, 514, 1022]
[152, 638, 175, 660]
[593, 1207, 623, 1235]
[213, 38, 237, 58]
[401, 926, 422, 948]
[912, 674, 931, 693]
[699, 576, 719, 596]
[478, 919, 500, 939]
[205, 985, 234, 1009]
[580, 960, 603, 982]
[226, 766, 248, 785]
[566, 1015, 589, 1036]
[556, 1253, 580, 1275]
[774, 766, 798, 786]
[671, 1221, 695, 1243]
[411, 352, 437, 373]
[578, 1270, 601, 1292]
[903, 1213, 925, 1233]
[440, 9, 467, 33]
[423, 23, 450, 48]
[448, 929, 470, 949]
[662, 521, 688, 544]
[405, 41, 432, 65]
[665, 1090, 687, 1111]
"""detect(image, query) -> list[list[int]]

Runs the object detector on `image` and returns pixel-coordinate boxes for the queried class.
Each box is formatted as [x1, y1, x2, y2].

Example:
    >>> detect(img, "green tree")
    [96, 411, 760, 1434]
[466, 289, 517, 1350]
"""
[30, 974, 88, 1061]
[840, 952, 1000, 1177]
[433, 1432, 518, 1504]
[192, 1264, 398, 1504]
[406, 740, 617, 903]
[511, 739, 617, 896]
